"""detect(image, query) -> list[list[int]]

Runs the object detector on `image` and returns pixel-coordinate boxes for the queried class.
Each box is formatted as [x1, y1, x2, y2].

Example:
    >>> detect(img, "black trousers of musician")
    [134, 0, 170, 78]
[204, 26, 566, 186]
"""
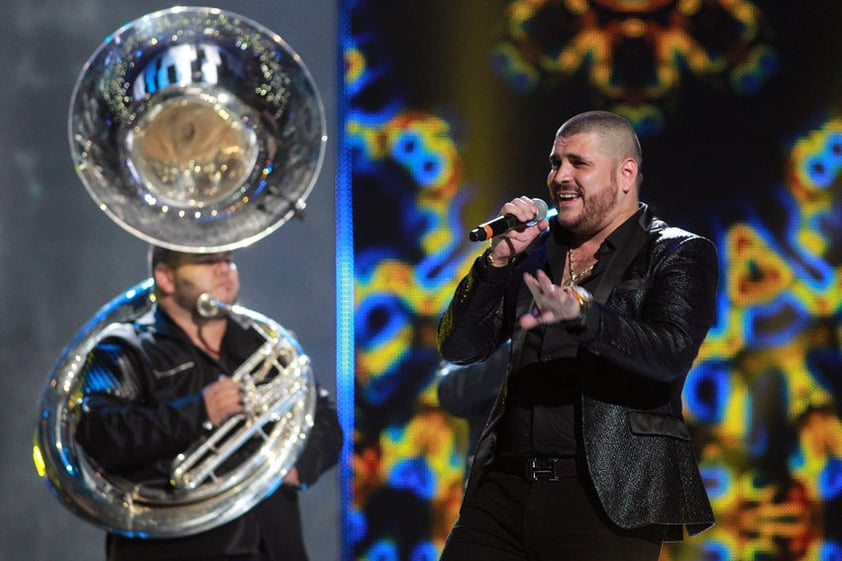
[439, 459, 665, 561]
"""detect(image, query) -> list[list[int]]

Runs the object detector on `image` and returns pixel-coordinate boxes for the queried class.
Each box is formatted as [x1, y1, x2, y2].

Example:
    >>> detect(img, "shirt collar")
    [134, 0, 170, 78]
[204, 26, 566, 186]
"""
[599, 203, 648, 256]
[550, 202, 648, 256]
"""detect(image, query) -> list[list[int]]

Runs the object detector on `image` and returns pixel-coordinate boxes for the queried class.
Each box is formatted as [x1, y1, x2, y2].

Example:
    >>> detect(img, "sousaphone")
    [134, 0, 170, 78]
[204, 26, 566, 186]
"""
[33, 6, 325, 537]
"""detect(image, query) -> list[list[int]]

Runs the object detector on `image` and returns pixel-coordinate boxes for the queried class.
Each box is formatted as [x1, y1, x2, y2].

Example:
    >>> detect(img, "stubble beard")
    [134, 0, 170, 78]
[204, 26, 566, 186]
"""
[173, 276, 239, 312]
[173, 279, 205, 316]
[558, 180, 619, 239]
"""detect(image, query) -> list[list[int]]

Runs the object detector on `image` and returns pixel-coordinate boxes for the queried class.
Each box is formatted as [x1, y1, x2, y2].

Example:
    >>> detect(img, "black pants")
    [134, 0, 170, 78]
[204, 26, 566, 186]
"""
[439, 468, 664, 561]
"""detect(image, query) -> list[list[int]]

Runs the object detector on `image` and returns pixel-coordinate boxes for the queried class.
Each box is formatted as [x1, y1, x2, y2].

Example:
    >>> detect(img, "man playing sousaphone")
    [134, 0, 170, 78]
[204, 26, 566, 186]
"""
[30, 6, 339, 558]
[75, 246, 342, 561]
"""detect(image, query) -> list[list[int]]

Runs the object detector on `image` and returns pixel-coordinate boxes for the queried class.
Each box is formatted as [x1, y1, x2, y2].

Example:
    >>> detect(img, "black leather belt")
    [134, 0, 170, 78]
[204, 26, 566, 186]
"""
[493, 456, 578, 481]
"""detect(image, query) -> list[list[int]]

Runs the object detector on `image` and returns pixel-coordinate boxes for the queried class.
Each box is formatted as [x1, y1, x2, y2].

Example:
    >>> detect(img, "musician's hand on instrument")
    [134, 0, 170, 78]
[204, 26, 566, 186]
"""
[203, 376, 244, 425]
[283, 467, 301, 487]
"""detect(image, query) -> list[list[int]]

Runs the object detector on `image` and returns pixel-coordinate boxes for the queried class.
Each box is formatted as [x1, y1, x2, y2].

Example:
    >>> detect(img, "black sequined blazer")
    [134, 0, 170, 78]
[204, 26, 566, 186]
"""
[438, 204, 717, 540]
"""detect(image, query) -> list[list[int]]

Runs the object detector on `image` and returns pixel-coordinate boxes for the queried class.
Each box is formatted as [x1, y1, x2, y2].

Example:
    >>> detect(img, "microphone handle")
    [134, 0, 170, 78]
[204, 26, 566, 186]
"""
[468, 198, 549, 242]
[468, 215, 521, 242]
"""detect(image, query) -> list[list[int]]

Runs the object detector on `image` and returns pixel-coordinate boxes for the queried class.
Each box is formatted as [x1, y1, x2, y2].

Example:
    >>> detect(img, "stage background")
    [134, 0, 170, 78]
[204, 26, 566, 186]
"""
[347, 1, 842, 561]
[0, 2, 340, 560]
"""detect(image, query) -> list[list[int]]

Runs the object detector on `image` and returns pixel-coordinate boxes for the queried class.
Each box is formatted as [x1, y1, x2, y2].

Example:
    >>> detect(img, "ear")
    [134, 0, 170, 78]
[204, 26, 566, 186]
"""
[619, 158, 638, 193]
[153, 263, 176, 296]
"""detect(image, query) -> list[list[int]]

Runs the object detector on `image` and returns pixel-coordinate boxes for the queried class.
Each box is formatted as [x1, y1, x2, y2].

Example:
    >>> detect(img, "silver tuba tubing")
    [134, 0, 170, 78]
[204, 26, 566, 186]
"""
[169, 293, 315, 492]
[34, 282, 316, 537]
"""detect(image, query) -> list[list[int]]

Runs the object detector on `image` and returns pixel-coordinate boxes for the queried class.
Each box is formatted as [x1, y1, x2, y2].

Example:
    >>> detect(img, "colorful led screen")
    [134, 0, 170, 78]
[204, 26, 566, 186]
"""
[344, 2, 842, 560]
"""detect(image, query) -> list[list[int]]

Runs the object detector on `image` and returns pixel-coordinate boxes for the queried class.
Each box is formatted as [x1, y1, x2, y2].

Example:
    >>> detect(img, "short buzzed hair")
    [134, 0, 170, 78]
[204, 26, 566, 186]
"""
[148, 246, 186, 276]
[556, 111, 643, 185]
[147, 246, 235, 275]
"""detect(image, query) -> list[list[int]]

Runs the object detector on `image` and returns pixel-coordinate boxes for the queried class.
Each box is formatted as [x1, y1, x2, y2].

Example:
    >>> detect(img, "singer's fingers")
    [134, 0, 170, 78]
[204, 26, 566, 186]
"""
[519, 313, 539, 330]
[519, 311, 543, 330]
[515, 196, 540, 221]
[518, 306, 556, 330]
[522, 271, 541, 294]
[534, 269, 553, 288]
[523, 277, 551, 314]
[523, 270, 569, 321]
[537, 271, 562, 299]
[504, 228, 532, 245]
[523, 270, 555, 296]
[501, 196, 539, 222]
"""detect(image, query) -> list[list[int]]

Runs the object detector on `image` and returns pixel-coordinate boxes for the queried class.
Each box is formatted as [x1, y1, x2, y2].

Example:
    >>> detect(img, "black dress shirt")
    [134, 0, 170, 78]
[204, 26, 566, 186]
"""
[496, 208, 644, 459]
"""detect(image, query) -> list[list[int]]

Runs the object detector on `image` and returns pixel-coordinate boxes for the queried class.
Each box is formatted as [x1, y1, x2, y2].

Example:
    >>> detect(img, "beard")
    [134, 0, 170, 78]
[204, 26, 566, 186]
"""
[172, 277, 238, 315]
[173, 277, 206, 315]
[557, 178, 619, 237]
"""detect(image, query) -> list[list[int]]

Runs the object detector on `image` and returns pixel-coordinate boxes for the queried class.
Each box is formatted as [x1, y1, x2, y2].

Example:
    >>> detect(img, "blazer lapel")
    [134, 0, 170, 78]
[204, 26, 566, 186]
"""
[592, 205, 658, 304]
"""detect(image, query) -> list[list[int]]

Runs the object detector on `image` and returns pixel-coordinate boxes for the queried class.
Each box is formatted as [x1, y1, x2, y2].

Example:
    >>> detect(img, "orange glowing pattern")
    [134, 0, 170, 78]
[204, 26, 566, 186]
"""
[493, 0, 777, 132]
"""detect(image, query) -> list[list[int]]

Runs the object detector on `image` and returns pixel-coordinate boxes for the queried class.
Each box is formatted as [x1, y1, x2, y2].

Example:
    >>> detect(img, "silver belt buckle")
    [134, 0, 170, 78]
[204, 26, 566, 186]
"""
[529, 457, 560, 481]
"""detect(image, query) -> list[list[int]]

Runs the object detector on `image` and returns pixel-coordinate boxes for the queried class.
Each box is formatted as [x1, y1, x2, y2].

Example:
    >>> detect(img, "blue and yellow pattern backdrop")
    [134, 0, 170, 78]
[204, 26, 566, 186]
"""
[342, 1, 842, 560]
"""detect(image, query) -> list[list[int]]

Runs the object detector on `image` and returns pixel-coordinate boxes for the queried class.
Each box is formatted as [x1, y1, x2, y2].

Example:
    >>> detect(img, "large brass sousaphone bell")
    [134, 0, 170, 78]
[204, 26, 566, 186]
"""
[33, 6, 325, 537]
[70, 5, 325, 251]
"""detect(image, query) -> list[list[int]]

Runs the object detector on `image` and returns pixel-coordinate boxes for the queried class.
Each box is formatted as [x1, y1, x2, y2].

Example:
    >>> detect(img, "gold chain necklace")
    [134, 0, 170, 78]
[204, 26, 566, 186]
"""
[566, 249, 595, 287]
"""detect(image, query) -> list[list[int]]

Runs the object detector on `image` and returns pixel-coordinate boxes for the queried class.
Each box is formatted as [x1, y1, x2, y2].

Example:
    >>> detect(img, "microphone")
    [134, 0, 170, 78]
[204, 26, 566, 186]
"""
[196, 293, 227, 318]
[469, 198, 550, 242]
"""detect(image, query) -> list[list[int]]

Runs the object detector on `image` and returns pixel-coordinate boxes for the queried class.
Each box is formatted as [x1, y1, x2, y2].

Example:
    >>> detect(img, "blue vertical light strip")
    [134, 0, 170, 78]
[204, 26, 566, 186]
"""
[336, 2, 355, 561]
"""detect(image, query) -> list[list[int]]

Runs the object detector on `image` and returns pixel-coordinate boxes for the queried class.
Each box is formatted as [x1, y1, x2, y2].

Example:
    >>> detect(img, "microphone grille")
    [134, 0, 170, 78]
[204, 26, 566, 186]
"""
[532, 198, 549, 220]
